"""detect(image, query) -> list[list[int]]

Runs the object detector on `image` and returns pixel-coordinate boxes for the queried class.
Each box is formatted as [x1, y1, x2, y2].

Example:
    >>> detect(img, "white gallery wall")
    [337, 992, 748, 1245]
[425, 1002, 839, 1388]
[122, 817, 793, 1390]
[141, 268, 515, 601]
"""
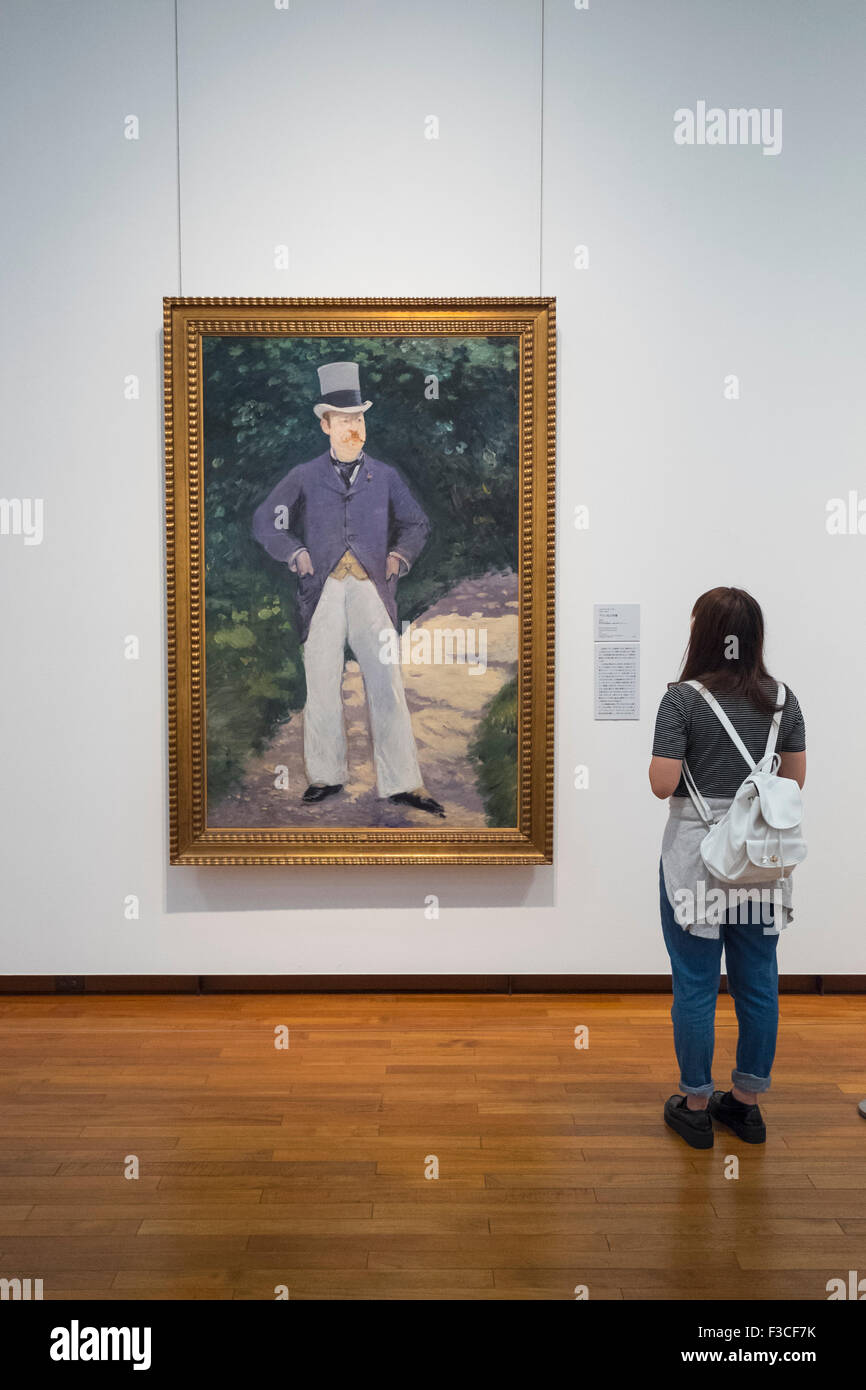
[1, 0, 864, 974]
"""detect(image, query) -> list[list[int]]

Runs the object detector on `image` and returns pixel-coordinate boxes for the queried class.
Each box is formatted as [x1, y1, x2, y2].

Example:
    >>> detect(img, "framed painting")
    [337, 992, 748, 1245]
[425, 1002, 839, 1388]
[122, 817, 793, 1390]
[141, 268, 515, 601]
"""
[163, 296, 555, 865]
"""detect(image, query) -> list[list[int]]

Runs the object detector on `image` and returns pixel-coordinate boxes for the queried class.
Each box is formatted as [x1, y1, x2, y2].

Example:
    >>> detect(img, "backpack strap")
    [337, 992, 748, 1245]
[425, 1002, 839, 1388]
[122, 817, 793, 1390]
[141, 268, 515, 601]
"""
[685, 679, 786, 769]
[685, 680, 754, 769]
[680, 758, 716, 826]
[679, 680, 786, 824]
[763, 683, 786, 762]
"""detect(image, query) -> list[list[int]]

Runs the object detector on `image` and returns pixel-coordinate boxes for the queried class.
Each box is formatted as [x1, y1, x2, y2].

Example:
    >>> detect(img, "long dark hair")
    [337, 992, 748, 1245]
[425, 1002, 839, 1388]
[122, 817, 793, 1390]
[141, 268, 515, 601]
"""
[675, 587, 782, 716]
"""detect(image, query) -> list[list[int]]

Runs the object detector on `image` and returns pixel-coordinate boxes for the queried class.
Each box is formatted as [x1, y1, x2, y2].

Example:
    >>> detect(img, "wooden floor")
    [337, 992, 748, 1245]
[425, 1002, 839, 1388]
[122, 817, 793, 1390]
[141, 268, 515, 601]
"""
[0, 992, 865, 1301]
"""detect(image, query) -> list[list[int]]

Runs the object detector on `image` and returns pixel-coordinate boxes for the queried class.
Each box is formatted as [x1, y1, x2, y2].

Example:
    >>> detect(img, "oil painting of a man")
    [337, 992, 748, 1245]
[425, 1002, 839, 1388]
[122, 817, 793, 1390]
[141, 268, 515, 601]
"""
[252, 362, 444, 817]
[202, 332, 520, 832]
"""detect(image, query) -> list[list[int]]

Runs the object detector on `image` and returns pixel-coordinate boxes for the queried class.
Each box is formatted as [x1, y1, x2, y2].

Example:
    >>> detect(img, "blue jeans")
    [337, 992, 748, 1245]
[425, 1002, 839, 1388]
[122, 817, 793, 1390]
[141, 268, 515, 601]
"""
[659, 859, 779, 1097]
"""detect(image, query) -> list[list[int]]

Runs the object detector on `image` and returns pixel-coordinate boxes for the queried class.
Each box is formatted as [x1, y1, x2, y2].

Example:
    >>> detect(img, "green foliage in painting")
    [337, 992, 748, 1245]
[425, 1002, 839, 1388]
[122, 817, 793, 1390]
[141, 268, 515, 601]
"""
[203, 334, 519, 803]
[468, 676, 519, 828]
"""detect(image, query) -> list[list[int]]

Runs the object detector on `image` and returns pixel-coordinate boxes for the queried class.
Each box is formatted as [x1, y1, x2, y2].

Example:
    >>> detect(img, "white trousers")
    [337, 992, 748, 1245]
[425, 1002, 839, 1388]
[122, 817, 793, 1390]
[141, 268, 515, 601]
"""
[303, 574, 422, 797]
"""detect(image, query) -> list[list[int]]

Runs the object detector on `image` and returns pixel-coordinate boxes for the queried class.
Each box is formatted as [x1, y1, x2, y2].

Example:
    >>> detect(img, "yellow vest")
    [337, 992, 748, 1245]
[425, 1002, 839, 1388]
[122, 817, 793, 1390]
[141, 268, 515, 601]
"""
[329, 548, 370, 581]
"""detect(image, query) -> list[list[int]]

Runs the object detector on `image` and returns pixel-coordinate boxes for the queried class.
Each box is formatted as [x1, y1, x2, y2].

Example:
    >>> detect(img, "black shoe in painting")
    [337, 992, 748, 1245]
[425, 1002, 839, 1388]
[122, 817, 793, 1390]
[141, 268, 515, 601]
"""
[663, 1094, 714, 1149]
[389, 790, 446, 817]
[302, 784, 343, 804]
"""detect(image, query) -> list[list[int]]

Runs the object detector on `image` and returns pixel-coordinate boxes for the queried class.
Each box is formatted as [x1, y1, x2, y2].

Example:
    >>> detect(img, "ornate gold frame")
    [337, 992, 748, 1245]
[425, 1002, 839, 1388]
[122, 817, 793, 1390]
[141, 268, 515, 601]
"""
[163, 297, 555, 865]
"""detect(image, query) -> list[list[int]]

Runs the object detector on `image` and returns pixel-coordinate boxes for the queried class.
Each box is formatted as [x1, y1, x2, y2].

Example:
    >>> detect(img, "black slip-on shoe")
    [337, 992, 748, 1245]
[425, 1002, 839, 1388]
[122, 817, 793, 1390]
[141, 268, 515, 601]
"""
[389, 791, 446, 817]
[708, 1089, 766, 1144]
[664, 1094, 714, 1149]
[302, 783, 343, 804]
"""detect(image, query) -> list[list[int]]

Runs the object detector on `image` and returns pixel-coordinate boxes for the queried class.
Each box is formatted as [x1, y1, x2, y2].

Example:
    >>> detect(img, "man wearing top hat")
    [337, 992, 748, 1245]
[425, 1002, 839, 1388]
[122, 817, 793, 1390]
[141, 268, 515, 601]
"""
[252, 361, 445, 817]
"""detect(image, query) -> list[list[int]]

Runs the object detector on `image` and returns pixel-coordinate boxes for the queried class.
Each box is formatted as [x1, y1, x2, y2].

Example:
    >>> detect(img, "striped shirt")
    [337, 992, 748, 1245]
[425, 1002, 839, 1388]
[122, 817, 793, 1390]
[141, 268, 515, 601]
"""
[652, 677, 805, 798]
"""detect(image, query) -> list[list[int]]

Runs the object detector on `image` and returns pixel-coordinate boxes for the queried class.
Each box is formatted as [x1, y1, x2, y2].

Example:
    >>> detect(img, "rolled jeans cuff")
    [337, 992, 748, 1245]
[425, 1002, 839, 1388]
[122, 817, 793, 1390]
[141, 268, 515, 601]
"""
[679, 1079, 715, 1098]
[732, 1069, 771, 1094]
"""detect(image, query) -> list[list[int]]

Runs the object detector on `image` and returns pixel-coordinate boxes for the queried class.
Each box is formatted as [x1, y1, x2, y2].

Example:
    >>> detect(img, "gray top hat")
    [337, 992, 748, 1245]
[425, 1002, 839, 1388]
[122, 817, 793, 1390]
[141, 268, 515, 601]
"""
[313, 361, 373, 419]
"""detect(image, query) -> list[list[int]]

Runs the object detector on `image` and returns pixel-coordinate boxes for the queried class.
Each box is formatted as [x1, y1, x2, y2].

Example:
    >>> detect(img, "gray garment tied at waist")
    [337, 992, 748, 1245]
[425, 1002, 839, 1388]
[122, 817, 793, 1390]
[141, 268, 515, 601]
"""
[661, 795, 792, 939]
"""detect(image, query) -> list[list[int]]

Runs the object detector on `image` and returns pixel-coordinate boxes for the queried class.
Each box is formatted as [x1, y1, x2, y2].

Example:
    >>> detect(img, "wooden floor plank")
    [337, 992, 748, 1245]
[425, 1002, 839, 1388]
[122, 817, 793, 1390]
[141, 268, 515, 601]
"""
[0, 992, 863, 1299]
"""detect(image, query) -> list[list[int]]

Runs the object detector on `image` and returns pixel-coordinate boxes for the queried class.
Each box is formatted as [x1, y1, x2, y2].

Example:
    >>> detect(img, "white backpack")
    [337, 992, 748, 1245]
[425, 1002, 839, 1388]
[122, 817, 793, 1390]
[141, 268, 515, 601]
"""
[681, 680, 807, 886]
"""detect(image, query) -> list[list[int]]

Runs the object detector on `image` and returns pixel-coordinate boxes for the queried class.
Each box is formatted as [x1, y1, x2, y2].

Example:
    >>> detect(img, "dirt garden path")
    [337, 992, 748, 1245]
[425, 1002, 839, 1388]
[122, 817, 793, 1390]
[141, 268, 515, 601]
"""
[207, 569, 519, 830]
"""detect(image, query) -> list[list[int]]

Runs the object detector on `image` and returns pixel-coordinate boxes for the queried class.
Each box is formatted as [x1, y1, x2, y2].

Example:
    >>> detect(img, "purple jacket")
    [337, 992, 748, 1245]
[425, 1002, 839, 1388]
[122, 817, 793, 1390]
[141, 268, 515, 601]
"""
[251, 450, 430, 643]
